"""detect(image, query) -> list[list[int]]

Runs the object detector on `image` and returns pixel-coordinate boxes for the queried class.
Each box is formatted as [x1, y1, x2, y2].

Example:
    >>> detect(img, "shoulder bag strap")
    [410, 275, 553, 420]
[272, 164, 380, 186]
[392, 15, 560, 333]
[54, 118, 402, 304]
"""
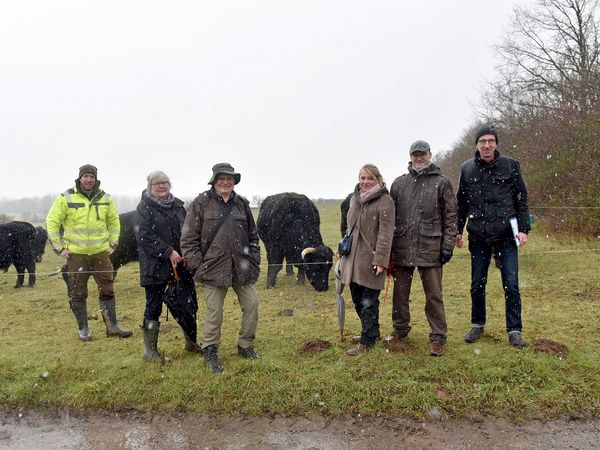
[202, 202, 233, 255]
[346, 204, 365, 236]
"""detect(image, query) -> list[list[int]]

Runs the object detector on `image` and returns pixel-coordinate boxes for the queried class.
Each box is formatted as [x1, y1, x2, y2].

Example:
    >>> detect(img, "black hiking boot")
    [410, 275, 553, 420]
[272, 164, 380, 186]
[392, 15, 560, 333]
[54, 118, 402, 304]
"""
[508, 331, 528, 348]
[464, 327, 484, 343]
[238, 345, 261, 360]
[203, 345, 224, 373]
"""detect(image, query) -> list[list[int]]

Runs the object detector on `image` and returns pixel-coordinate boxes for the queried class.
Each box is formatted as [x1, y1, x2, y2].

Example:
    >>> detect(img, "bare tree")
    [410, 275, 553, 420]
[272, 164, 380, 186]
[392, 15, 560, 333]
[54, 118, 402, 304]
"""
[251, 195, 263, 209]
[487, 0, 600, 121]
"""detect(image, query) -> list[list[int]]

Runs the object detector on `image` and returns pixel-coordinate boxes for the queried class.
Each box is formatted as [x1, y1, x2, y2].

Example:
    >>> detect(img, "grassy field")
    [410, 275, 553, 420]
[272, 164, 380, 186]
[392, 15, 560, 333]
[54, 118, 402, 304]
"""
[1, 203, 599, 420]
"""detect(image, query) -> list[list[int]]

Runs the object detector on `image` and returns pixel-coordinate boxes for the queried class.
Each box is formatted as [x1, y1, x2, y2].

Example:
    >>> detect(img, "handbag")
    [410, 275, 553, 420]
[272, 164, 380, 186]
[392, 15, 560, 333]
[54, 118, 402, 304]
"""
[338, 205, 364, 256]
[338, 233, 353, 256]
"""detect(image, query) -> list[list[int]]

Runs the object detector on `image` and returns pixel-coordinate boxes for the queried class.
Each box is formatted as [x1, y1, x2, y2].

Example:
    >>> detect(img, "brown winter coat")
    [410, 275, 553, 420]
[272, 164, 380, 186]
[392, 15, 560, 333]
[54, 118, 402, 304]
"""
[390, 162, 457, 267]
[341, 184, 395, 290]
[180, 188, 260, 287]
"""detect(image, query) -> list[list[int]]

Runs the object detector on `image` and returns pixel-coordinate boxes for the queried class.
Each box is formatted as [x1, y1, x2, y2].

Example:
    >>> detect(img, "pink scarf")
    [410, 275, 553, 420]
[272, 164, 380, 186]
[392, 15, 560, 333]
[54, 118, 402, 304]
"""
[359, 183, 381, 201]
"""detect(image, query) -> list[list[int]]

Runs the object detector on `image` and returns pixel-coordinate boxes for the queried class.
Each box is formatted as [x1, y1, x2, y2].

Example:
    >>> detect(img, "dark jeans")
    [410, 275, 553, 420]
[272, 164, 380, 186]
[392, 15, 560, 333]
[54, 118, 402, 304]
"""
[469, 239, 522, 332]
[144, 284, 167, 321]
[349, 282, 380, 347]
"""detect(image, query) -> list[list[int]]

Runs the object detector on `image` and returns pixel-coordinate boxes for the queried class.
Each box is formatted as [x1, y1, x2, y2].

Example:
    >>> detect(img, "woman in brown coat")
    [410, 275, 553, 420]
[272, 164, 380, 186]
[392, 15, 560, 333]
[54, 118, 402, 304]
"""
[340, 164, 395, 356]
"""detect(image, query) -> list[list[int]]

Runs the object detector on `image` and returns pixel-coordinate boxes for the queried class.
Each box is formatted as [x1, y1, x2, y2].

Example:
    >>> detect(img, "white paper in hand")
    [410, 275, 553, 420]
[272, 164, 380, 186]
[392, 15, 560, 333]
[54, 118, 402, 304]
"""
[509, 216, 520, 248]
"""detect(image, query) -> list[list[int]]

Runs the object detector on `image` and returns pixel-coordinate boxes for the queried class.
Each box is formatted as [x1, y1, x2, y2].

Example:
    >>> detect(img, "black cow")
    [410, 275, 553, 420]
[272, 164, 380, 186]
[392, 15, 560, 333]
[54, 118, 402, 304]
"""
[60, 211, 139, 290]
[34, 227, 48, 263]
[257, 192, 333, 292]
[110, 210, 138, 274]
[0, 221, 38, 288]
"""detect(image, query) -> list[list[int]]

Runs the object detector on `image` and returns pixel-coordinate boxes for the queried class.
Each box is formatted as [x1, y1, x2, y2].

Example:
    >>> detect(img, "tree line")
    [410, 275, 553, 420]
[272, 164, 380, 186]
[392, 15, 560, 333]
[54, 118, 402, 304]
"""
[0, 195, 343, 224]
[436, 0, 600, 235]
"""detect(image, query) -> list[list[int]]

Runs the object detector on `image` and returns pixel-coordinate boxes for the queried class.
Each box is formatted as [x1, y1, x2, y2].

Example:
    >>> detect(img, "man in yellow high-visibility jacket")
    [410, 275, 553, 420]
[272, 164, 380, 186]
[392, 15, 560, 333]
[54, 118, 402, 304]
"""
[46, 164, 132, 341]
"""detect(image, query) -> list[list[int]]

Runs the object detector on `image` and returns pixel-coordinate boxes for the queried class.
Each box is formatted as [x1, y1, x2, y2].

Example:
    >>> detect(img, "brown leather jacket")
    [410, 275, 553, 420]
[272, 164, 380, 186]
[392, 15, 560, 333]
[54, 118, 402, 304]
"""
[390, 163, 457, 267]
[181, 188, 260, 287]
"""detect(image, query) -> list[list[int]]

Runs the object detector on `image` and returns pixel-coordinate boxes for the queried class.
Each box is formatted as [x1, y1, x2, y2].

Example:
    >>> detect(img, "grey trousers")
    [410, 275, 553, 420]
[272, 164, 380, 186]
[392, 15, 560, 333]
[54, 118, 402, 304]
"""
[201, 283, 259, 349]
[392, 266, 447, 343]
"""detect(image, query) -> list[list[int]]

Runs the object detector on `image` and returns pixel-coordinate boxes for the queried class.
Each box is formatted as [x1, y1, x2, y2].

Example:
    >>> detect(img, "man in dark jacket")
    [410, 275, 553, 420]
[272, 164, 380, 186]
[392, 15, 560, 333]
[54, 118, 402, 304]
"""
[456, 125, 530, 348]
[181, 163, 261, 373]
[389, 140, 457, 356]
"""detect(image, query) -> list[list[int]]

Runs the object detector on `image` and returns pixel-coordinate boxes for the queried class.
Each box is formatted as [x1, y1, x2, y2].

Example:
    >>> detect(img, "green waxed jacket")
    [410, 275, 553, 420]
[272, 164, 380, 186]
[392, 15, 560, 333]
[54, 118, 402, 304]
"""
[390, 162, 458, 267]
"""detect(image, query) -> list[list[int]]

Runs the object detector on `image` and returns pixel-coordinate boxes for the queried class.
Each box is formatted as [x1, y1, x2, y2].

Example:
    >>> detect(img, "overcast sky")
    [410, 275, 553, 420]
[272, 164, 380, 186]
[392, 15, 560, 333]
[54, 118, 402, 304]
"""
[1, 0, 525, 201]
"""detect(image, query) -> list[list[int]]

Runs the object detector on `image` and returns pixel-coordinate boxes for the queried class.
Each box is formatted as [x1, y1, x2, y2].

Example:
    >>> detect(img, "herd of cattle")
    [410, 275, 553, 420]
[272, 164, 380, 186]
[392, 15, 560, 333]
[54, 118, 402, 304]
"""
[0, 193, 335, 291]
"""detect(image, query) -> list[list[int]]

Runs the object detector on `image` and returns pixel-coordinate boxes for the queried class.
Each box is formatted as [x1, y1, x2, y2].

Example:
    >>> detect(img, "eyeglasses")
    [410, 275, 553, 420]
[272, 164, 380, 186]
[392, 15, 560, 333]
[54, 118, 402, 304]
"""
[151, 181, 169, 186]
[477, 138, 496, 145]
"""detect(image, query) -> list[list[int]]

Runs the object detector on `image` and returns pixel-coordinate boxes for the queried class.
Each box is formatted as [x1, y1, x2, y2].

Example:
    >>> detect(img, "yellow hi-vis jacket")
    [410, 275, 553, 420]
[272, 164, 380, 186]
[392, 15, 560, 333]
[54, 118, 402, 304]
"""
[46, 184, 120, 255]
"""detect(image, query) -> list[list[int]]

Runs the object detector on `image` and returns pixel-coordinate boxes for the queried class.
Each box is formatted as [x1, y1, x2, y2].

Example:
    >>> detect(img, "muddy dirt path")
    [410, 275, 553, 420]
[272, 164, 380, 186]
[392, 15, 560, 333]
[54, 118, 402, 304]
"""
[1, 407, 599, 449]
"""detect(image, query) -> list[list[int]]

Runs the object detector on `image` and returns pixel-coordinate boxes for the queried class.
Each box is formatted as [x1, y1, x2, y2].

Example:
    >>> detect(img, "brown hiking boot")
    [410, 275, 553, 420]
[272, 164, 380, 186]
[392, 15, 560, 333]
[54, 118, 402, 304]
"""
[346, 343, 372, 356]
[351, 333, 381, 344]
[384, 330, 409, 345]
[430, 341, 445, 357]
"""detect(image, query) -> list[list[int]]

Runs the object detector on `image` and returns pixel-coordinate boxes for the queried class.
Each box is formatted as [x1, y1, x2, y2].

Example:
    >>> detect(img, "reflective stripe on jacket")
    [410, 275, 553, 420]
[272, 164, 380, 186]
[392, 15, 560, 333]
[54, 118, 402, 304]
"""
[46, 184, 120, 255]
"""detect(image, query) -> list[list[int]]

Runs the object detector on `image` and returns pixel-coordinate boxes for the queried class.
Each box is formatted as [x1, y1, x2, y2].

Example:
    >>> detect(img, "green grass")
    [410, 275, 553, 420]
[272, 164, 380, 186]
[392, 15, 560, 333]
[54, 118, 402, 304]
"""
[1, 203, 599, 420]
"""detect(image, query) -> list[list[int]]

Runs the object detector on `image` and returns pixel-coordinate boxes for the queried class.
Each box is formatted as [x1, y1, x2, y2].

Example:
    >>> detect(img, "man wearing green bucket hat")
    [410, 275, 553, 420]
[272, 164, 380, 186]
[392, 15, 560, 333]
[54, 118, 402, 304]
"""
[181, 163, 261, 373]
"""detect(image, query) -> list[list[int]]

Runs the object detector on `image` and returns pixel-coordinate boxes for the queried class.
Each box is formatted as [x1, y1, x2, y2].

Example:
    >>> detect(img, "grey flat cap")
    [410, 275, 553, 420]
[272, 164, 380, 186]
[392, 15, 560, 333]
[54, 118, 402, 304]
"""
[409, 140, 431, 155]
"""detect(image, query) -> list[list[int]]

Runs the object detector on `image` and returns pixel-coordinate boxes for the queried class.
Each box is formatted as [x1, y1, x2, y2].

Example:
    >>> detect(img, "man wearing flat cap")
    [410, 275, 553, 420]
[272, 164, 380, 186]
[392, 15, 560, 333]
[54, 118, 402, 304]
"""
[456, 124, 530, 348]
[46, 164, 132, 341]
[388, 140, 457, 356]
[181, 162, 261, 373]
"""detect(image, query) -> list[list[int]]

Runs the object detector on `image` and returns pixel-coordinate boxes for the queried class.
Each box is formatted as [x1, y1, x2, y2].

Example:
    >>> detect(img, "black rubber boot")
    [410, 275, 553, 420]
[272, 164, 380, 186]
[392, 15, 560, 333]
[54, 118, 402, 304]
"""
[100, 297, 133, 338]
[142, 319, 163, 361]
[184, 333, 201, 353]
[70, 299, 92, 341]
[203, 345, 224, 373]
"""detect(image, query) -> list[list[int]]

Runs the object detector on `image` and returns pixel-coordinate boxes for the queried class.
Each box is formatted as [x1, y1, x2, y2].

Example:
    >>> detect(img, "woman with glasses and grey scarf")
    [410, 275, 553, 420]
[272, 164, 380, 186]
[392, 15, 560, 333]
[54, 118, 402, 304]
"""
[133, 171, 199, 362]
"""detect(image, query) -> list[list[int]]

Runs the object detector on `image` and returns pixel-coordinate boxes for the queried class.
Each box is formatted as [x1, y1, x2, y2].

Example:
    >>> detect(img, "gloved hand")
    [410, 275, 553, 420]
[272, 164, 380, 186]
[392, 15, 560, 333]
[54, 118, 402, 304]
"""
[440, 248, 453, 265]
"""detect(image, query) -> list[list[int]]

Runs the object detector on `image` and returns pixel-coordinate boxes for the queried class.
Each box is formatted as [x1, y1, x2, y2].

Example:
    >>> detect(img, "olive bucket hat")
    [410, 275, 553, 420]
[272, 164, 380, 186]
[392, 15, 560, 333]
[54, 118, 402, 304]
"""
[208, 162, 241, 185]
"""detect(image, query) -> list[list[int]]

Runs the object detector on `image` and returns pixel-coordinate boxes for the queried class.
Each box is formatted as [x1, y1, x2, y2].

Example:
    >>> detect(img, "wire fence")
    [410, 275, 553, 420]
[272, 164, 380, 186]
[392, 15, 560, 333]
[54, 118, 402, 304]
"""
[529, 206, 600, 209]
[1, 204, 598, 280]
[0, 247, 598, 279]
